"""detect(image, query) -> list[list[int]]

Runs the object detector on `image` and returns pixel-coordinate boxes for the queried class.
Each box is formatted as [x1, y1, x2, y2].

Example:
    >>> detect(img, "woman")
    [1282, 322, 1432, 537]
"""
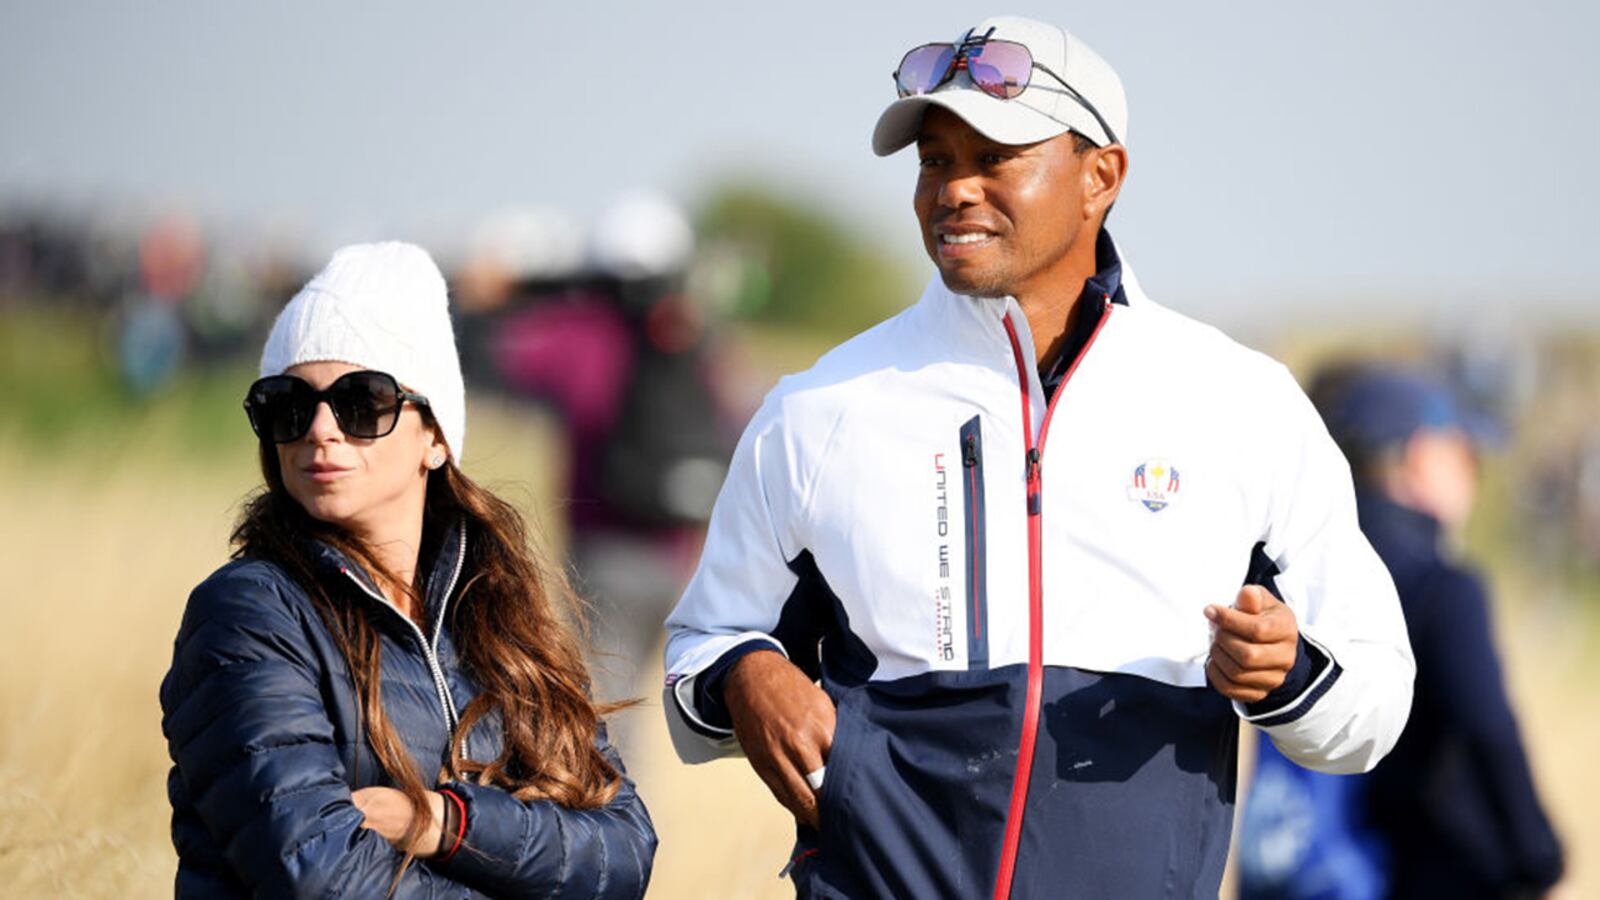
[160, 242, 656, 898]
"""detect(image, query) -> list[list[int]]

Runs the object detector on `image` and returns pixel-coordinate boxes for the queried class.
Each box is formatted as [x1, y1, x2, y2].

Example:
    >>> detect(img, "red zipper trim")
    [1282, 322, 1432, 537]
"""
[991, 301, 1114, 900]
[1037, 302, 1113, 462]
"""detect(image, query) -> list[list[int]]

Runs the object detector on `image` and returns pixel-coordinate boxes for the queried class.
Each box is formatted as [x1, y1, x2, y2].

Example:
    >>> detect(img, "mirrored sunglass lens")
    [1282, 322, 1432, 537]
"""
[331, 372, 400, 438]
[966, 41, 1032, 99]
[896, 44, 956, 96]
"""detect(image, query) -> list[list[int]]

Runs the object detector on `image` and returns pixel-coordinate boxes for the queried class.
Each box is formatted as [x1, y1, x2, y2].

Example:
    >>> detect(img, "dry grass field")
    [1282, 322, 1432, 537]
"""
[2, 361, 1596, 897]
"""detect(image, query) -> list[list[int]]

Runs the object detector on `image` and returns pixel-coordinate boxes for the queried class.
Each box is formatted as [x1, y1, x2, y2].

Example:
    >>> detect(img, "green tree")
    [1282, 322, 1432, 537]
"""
[696, 183, 915, 341]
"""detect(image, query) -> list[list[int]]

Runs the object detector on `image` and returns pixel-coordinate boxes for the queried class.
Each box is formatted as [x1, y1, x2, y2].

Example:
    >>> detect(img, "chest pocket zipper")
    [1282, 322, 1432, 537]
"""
[960, 415, 989, 670]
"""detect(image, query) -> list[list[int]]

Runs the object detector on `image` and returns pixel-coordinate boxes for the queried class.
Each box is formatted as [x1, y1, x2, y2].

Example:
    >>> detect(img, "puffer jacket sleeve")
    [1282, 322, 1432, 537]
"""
[430, 725, 655, 900]
[161, 564, 468, 898]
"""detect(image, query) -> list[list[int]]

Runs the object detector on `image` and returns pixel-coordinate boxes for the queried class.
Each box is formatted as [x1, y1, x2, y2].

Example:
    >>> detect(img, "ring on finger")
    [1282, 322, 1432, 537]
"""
[804, 766, 826, 792]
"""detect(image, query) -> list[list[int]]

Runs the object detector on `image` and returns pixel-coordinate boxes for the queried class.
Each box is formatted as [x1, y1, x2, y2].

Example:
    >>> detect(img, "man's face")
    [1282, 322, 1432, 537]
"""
[913, 107, 1092, 299]
[1400, 428, 1480, 532]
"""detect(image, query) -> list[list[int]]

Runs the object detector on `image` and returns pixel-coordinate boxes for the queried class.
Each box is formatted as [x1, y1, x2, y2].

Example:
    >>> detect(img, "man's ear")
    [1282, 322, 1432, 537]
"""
[1084, 144, 1128, 221]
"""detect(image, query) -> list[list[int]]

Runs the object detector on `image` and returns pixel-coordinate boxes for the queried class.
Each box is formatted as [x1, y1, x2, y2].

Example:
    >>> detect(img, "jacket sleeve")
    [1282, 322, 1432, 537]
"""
[661, 390, 817, 762]
[160, 566, 467, 899]
[430, 728, 656, 900]
[1248, 365, 1416, 774]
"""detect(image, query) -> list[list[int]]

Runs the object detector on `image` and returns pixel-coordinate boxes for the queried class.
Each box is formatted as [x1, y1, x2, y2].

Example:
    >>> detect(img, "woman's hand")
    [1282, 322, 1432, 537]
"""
[352, 786, 447, 857]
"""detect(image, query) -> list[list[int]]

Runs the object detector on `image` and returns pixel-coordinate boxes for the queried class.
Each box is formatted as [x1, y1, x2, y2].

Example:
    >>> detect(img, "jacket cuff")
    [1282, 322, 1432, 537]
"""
[1240, 633, 1343, 726]
[668, 637, 785, 739]
[691, 640, 786, 731]
[428, 780, 519, 887]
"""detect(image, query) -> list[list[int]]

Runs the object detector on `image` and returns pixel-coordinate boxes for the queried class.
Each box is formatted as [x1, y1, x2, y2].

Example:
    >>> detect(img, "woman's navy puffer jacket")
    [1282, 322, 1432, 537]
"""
[160, 520, 657, 898]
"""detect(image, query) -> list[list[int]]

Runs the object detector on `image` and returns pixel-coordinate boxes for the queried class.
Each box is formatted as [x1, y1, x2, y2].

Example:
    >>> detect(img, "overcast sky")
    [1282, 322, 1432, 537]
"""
[2, 1, 1596, 327]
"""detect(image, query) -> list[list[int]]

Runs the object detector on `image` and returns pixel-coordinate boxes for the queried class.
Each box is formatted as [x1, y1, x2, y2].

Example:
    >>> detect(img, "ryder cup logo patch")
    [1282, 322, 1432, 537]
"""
[1127, 459, 1181, 512]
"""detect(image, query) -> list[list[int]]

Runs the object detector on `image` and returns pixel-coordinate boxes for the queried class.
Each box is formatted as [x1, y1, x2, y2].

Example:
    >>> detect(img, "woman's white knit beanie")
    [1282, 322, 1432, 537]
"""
[259, 242, 466, 462]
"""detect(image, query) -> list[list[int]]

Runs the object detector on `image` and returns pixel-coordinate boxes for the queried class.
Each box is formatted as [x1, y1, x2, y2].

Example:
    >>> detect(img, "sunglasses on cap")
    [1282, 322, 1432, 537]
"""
[244, 369, 430, 444]
[893, 27, 1121, 147]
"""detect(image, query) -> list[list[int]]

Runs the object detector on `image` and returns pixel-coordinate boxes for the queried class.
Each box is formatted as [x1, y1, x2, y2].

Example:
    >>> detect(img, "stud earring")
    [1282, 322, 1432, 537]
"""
[428, 454, 445, 469]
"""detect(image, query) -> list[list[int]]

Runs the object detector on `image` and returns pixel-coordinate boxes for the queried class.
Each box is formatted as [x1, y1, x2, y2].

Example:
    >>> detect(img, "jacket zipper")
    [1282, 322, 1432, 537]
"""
[992, 301, 1114, 900]
[339, 526, 469, 734]
[961, 415, 989, 670]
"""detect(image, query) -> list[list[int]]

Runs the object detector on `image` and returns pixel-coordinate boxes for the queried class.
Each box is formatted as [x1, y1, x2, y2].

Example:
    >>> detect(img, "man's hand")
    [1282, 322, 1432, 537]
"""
[1205, 585, 1299, 705]
[723, 649, 836, 830]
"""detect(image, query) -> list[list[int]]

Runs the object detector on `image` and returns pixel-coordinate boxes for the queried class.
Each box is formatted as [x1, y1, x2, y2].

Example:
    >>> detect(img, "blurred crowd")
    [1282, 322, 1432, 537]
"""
[449, 196, 752, 706]
[0, 207, 304, 391]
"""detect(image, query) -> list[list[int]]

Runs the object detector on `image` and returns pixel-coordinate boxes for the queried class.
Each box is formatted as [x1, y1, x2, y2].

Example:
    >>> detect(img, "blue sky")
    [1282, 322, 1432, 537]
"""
[2, 1, 1596, 327]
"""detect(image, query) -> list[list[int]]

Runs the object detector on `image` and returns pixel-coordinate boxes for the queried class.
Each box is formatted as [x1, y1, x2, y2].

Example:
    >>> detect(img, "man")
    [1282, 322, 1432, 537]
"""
[663, 16, 1414, 899]
[1239, 367, 1564, 899]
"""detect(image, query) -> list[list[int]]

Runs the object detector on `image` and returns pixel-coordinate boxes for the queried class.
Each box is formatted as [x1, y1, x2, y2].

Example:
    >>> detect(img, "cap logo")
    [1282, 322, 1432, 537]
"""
[1127, 458, 1181, 512]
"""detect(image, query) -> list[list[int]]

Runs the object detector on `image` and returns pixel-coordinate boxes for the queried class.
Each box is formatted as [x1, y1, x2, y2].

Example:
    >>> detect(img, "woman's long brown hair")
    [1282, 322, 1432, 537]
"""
[230, 431, 627, 879]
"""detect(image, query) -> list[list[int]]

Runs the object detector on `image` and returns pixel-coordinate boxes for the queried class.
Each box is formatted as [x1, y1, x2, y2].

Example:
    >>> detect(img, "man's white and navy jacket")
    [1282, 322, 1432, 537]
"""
[662, 241, 1414, 899]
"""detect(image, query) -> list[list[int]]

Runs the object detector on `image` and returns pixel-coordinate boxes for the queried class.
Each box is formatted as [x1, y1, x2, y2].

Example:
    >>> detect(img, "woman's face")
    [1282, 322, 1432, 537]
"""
[276, 361, 447, 540]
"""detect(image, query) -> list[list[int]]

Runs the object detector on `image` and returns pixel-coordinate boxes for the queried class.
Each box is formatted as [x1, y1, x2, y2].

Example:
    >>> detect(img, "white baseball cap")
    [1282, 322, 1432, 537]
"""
[872, 15, 1128, 157]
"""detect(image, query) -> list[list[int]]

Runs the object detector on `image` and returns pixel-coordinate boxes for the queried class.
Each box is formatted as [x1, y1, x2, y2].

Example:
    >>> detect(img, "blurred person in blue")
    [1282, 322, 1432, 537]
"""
[115, 217, 205, 394]
[662, 15, 1414, 899]
[487, 196, 734, 703]
[1238, 364, 1565, 899]
[159, 242, 655, 898]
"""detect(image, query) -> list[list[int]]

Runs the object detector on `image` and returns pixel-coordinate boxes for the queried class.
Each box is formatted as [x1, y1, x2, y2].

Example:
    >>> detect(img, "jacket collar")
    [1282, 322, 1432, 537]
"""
[1356, 493, 1442, 562]
[1041, 231, 1127, 391]
[922, 229, 1142, 327]
[1084, 228, 1127, 307]
[306, 516, 469, 631]
[914, 231, 1141, 421]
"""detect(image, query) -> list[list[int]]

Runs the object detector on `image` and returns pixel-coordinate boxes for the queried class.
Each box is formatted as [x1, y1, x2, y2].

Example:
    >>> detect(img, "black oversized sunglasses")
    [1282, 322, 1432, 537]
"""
[243, 370, 430, 443]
